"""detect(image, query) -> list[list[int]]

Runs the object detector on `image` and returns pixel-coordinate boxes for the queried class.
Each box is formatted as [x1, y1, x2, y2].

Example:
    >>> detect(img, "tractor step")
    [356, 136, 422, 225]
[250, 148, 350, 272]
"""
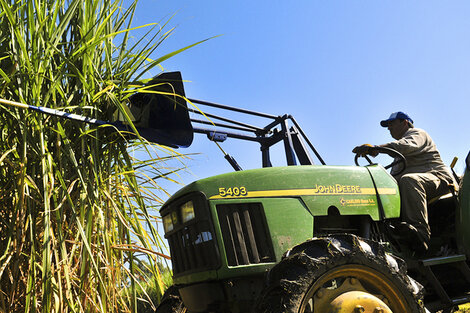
[449, 295, 470, 306]
[419, 254, 470, 312]
[421, 254, 466, 266]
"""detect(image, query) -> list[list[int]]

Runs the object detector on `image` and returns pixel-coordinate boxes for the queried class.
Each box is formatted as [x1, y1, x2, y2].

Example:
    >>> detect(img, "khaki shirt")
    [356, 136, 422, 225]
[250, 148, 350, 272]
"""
[383, 128, 455, 184]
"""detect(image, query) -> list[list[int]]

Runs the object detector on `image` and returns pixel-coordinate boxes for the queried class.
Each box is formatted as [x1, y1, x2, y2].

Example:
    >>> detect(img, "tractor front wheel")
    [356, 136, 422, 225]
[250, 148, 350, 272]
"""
[156, 286, 187, 313]
[256, 234, 424, 313]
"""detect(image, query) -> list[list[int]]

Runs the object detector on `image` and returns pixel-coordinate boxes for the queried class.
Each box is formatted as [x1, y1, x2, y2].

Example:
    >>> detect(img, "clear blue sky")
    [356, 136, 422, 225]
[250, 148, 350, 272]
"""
[131, 1, 470, 193]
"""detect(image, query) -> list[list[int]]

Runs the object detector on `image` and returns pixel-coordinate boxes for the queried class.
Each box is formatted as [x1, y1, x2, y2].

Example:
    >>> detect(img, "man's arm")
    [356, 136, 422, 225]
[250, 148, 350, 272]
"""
[379, 128, 428, 155]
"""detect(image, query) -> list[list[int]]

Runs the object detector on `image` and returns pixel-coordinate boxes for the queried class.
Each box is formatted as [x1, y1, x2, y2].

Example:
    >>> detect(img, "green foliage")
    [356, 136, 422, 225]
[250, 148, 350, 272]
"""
[135, 259, 172, 313]
[0, 0, 198, 311]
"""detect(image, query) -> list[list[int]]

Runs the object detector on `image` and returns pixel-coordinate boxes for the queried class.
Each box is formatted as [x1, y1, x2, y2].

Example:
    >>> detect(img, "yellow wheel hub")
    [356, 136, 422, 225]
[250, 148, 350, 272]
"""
[329, 291, 392, 313]
[300, 264, 412, 313]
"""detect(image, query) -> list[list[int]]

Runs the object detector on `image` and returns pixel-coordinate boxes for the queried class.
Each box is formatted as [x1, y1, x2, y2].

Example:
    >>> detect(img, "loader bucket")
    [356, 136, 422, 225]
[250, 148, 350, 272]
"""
[127, 71, 193, 148]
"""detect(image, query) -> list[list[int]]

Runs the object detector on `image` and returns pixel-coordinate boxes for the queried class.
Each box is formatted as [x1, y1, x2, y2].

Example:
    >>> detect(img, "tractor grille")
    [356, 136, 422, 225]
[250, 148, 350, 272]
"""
[167, 221, 219, 275]
[217, 203, 275, 266]
[162, 193, 220, 276]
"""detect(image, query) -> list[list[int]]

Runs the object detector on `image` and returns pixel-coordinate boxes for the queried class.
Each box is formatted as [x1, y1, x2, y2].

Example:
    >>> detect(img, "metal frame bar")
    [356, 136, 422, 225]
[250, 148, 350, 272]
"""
[188, 98, 326, 169]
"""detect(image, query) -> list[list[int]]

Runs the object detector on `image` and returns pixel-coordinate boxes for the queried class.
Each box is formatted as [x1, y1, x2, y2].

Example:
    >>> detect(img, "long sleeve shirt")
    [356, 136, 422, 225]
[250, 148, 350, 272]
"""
[382, 128, 454, 184]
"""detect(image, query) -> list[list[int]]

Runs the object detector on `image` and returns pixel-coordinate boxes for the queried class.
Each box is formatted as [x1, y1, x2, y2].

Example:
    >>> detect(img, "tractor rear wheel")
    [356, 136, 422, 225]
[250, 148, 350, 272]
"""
[156, 286, 187, 313]
[256, 234, 424, 313]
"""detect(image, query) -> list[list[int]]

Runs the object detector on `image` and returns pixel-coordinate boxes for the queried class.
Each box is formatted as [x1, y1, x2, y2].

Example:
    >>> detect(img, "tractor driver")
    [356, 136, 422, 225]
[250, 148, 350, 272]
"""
[352, 111, 456, 252]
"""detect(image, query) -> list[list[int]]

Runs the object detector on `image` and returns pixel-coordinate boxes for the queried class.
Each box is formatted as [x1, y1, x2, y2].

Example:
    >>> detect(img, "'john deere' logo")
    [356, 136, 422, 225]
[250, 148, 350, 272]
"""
[312, 184, 362, 194]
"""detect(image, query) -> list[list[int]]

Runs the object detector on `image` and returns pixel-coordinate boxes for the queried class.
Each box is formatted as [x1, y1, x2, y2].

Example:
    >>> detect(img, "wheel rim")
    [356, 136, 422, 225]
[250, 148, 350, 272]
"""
[299, 264, 412, 313]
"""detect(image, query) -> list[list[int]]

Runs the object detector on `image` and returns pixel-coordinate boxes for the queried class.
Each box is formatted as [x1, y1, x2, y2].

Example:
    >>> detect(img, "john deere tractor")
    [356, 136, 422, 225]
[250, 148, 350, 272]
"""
[4, 70, 467, 312]
[131, 72, 470, 313]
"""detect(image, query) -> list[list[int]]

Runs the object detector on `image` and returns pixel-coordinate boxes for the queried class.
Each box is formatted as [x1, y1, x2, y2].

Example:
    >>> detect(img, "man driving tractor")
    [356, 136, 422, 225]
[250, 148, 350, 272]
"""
[353, 111, 457, 252]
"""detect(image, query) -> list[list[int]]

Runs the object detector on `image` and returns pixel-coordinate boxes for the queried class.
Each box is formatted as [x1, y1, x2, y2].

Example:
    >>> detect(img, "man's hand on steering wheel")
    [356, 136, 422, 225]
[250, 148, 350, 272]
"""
[353, 146, 407, 176]
[352, 144, 379, 157]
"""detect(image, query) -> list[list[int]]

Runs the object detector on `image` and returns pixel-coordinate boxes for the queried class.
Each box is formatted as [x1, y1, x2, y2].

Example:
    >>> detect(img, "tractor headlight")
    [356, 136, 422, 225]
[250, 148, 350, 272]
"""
[181, 200, 195, 223]
[163, 211, 178, 233]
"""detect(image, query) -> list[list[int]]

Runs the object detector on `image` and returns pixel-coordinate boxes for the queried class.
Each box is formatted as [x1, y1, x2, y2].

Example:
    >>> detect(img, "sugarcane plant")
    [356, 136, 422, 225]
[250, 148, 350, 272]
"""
[0, 0, 205, 311]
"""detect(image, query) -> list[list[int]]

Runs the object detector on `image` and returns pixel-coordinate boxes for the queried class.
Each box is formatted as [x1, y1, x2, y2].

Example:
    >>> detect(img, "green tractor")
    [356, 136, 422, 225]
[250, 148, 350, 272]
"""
[6, 71, 467, 312]
[149, 73, 470, 313]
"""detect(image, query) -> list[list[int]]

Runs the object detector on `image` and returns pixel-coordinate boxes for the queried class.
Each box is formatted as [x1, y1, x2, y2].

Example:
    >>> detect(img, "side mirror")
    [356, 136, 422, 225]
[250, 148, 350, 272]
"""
[466, 150, 470, 172]
[126, 71, 193, 148]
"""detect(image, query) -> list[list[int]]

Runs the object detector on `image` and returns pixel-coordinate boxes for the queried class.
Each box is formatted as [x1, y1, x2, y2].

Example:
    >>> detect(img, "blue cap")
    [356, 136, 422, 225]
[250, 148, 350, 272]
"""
[380, 111, 414, 127]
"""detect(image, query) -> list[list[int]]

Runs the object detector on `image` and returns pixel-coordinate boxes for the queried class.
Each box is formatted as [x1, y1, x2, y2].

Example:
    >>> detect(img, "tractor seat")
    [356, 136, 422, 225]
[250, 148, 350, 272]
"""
[428, 183, 458, 207]
[428, 192, 454, 206]
[427, 183, 459, 239]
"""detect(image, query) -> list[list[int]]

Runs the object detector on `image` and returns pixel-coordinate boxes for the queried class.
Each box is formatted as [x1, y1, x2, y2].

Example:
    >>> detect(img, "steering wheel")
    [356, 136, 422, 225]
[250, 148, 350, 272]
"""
[354, 146, 407, 176]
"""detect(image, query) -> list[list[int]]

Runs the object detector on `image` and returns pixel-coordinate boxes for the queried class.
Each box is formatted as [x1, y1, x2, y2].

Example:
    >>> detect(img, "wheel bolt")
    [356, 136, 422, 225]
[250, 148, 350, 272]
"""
[374, 308, 384, 313]
[354, 305, 365, 313]
[316, 289, 324, 298]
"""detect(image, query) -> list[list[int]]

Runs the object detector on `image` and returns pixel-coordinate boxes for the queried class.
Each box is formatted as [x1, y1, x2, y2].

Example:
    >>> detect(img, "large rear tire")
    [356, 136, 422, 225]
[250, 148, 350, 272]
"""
[156, 286, 187, 313]
[256, 234, 424, 313]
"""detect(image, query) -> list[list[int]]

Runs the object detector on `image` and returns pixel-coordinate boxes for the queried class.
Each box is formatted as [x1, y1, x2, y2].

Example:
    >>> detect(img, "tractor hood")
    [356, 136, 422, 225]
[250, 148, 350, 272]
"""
[162, 164, 400, 220]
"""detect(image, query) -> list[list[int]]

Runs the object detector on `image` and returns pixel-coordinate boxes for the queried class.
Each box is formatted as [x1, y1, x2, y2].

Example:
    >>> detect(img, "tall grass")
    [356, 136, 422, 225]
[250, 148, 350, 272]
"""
[0, 0, 199, 311]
